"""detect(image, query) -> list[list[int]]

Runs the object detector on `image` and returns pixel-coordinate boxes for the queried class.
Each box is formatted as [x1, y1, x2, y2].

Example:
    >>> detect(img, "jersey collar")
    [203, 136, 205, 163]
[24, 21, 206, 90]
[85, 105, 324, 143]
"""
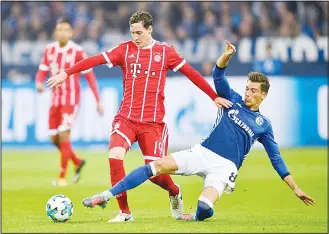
[140, 39, 156, 50]
[56, 40, 72, 52]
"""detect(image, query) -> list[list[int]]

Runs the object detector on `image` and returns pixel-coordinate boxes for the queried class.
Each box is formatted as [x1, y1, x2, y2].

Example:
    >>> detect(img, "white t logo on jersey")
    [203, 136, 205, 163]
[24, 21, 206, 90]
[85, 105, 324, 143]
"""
[130, 63, 141, 78]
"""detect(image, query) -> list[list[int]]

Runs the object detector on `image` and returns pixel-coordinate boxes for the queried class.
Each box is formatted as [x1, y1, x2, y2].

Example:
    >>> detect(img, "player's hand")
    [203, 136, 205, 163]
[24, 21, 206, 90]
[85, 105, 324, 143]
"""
[46, 71, 68, 89]
[294, 188, 316, 206]
[225, 40, 236, 55]
[214, 97, 233, 109]
[96, 102, 104, 116]
[36, 82, 44, 93]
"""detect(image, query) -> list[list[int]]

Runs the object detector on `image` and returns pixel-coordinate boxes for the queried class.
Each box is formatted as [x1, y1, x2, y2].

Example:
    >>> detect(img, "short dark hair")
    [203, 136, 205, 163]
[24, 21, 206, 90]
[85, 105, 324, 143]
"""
[56, 17, 72, 26]
[129, 11, 153, 28]
[248, 72, 270, 93]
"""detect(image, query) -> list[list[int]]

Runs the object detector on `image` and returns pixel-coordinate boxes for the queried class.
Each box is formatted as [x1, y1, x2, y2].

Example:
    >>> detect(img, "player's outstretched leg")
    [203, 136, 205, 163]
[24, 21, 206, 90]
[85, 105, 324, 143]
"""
[145, 162, 183, 218]
[82, 162, 156, 222]
[176, 185, 224, 221]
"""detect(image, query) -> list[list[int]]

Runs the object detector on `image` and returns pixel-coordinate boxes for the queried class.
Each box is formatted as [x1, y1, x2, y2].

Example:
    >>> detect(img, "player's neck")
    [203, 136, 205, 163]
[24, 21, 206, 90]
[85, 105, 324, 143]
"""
[143, 38, 154, 48]
[249, 104, 260, 111]
[58, 41, 69, 48]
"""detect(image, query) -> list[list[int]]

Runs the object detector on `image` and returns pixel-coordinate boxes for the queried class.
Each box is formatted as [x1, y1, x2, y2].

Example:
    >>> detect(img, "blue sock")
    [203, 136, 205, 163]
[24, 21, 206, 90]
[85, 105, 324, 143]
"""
[195, 197, 214, 221]
[108, 164, 154, 197]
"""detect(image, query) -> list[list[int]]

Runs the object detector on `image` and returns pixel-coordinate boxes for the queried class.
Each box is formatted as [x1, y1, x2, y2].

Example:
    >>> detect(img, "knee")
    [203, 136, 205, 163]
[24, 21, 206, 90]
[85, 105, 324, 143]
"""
[195, 197, 214, 221]
[153, 159, 166, 175]
[58, 131, 70, 142]
[50, 135, 59, 146]
[109, 147, 126, 160]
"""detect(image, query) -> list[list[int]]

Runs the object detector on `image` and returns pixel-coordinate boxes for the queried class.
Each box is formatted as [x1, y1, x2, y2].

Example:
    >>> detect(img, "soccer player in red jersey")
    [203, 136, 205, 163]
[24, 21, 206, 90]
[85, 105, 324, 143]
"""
[46, 12, 232, 222]
[36, 18, 104, 186]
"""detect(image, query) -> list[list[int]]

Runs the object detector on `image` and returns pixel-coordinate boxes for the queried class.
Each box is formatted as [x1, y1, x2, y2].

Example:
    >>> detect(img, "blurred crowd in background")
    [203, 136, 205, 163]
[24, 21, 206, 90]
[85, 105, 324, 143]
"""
[2, 1, 328, 44]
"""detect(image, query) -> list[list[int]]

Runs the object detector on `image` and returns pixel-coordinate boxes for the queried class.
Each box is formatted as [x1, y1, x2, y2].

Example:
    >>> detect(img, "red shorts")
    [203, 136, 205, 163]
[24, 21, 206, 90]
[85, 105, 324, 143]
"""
[48, 105, 79, 135]
[109, 115, 168, 160]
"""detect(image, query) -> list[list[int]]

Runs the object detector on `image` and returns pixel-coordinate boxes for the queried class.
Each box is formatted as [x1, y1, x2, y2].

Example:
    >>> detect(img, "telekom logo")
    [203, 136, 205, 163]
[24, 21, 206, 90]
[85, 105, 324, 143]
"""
[130, 63, 141, 78]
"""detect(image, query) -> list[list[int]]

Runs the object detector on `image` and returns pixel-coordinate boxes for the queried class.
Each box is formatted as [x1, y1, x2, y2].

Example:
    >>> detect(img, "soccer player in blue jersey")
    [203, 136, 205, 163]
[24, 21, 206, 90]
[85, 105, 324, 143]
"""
[81, 40, 315, 221]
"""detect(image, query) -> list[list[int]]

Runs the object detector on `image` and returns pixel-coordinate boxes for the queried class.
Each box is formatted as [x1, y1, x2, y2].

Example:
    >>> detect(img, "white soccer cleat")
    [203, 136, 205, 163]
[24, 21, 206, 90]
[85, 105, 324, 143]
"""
[108, 211, 134, 223]
[169, 184, 184, 218]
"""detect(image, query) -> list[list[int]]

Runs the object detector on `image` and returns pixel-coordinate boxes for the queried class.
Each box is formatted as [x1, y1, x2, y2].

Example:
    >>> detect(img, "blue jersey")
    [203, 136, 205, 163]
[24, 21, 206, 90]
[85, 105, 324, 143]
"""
[201, 65, 290, 179]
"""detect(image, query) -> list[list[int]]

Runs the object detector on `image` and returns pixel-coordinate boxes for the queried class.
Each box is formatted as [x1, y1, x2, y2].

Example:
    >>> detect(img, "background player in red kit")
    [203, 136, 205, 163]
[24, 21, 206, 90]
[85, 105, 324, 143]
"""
[36, 18, 104, 186]
[46, 12, 232, 222]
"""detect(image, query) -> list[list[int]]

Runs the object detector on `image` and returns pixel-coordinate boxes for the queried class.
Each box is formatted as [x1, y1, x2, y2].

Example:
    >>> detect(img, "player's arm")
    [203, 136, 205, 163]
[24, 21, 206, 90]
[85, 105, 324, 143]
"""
[258, 124, 315, 206]
[212, 40, 236, 99]
[169, 46, 232, 108]
[35, 48, 50, 92]
[77, 50, 104, 115]
[46, 45, 122, 89]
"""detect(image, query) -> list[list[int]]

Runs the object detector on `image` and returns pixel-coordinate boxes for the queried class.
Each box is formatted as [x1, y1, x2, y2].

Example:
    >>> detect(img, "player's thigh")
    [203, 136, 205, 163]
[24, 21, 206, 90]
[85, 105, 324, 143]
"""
[48, 106, 61, 135]
[109, 133, 130, 160]
[58, 105, 79, 133]
[137, 122, 168, 160]
[170, 144, 204, 176]
[202, 176, 226, 204]
[109, 116, 138, 159]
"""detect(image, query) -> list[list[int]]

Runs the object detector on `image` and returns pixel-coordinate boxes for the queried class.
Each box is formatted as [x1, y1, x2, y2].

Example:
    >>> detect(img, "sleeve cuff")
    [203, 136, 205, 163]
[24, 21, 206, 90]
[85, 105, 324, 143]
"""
[38, 64, 49, 71]
[102, 52, 113, 68]
[173, 59, 186, 72]
[81, 68, 93, 74]
[280, 172, 290, 180]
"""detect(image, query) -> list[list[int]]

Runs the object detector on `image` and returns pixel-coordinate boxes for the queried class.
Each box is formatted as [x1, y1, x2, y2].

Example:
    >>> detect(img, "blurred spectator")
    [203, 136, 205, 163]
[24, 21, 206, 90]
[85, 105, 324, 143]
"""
[198, 10, 217, 38]
[201, 60, 215, 76]
[253, 43, 283, 76]
[1, 2, 327, 43]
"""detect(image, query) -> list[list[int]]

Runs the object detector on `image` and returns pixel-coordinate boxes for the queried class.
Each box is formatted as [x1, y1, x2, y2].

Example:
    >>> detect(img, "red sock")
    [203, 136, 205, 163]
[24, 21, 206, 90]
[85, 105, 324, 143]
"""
[58, 142, 72, 179]
[60, 141, 83, 167]
[109, 158, 130, 214]
[145, 159, 179, 196]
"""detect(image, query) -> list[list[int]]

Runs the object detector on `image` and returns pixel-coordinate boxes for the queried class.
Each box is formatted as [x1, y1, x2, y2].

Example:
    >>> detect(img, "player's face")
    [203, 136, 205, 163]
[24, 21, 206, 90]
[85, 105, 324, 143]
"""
[130, 22, 153, 48]
[55, 22, 73, 44]
[244, 80, 267, 109]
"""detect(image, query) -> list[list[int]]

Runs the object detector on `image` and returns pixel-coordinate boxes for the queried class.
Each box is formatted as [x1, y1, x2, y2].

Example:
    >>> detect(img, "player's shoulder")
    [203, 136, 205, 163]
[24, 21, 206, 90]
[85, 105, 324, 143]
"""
[155, 40, 172, 48]
[120, 40, 135, 47]
[69, 41, 84, 51]
[44, 41, 57, 50]
[106, 40, 134, 52]
[256, 113, 271, 127]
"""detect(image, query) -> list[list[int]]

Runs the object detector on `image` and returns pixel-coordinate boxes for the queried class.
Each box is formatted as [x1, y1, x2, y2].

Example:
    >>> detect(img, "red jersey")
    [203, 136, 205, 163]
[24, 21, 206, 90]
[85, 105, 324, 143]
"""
[37, 40, 95, 106]
[102, 40, 186, 123]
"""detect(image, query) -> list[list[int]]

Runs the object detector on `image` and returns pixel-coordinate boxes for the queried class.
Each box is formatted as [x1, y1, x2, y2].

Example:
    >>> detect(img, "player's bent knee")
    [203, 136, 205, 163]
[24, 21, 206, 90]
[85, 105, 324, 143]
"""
[153, 160, 165, 174]
[153, 156, 178, 175]
[50, 135, 59, 145]
[58, 130, 71, 142]
[195, 197, 214, 221]
[109, 147, 126, 160]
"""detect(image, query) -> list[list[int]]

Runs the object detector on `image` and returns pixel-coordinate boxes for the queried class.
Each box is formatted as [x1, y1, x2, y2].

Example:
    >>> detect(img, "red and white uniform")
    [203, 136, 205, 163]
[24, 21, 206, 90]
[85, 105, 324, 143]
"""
[36, 40, 100, 135]
[65, 39, 218, 159]
[102, 40, 187, 123]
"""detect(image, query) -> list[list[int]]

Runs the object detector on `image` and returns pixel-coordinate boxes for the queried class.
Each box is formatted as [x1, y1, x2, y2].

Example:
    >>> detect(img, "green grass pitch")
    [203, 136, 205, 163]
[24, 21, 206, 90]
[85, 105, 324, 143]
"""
[2, 147, 327, 233]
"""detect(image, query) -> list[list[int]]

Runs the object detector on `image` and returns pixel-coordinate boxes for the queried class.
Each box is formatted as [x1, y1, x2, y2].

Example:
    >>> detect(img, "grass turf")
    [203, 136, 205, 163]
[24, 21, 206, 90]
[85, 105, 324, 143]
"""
[2, 147, 327, 233]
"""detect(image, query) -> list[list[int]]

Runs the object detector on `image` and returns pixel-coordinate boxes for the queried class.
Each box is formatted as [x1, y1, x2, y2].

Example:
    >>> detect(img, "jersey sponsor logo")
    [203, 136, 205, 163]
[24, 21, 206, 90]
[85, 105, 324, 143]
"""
[228, 109, 255, 137]
[128, 54, 135, 59]
[255, 116, 264, 126]
[130, 63, 141, 78]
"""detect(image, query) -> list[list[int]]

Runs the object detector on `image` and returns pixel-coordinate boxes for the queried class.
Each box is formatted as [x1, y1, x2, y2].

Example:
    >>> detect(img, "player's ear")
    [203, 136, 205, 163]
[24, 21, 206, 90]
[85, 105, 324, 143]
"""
[148, 26, 153, 34]
[261, 92, 267, 100]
